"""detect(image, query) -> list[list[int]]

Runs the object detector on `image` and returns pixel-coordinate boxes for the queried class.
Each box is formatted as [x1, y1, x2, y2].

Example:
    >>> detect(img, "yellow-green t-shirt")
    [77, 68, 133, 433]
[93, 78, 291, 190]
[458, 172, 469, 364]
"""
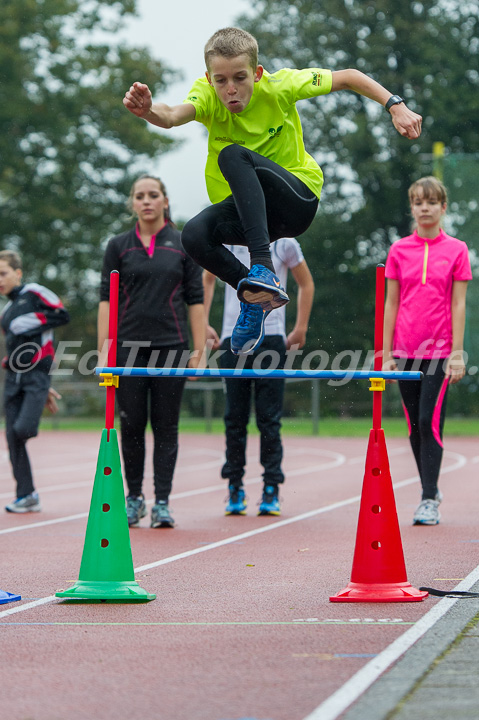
[183, 67, 332, 204]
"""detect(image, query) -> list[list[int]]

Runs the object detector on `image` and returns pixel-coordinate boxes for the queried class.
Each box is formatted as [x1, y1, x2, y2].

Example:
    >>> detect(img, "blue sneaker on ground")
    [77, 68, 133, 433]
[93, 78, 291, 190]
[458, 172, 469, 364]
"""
[237, 264, 290, 311]
[225, 485, 247, 515]
[258, 485, 281, 516]
[126, 494, 146, 527]
[231, 302, 270, 355]
[150, 501, 175, 528]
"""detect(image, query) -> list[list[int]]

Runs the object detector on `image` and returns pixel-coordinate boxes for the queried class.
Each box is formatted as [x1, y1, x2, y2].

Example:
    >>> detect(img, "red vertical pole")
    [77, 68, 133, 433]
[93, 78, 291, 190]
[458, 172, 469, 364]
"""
[372, 264, 385, 431]
[105, 271, 119, 433]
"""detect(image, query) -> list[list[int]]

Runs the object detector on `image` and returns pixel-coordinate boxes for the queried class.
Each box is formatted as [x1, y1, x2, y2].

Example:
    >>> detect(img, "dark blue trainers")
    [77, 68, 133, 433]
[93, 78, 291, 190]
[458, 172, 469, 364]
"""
[258, 485, 281, 516]
[225, 485, 247, 515]
[150, 501, 175, 528]
[231, 302, 270, 355]
[237, 264, 290, 311]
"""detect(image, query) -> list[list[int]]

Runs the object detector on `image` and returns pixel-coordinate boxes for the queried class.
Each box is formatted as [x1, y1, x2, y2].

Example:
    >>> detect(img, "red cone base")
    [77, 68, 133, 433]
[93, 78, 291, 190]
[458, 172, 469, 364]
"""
[331, 580, 428, 603]
[330, 428, 427, 603]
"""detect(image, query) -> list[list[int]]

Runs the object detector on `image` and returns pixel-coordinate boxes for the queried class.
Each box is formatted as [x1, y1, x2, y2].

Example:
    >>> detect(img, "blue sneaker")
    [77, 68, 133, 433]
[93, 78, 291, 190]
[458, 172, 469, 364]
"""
[126, 494, 147, 527]
[237, 264, 289, 311]
[231, 302, 270, 355]
[225, 485, 247, 515]
[258, 485, 281, 516]
[150, 501, 175, 528]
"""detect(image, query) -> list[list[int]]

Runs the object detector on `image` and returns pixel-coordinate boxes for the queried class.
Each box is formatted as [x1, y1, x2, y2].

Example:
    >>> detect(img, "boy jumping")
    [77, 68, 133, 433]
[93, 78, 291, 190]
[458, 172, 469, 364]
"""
[123, 27, 422, 355]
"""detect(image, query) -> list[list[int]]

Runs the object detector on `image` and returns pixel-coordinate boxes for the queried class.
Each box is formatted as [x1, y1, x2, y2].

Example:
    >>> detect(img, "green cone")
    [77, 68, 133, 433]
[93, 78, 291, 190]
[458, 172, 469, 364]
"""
[56, 429, 155, 602]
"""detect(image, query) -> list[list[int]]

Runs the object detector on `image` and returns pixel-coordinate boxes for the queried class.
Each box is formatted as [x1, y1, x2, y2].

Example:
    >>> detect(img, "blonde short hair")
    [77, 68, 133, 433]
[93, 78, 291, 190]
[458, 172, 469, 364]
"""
[408, 176, 448, 205]
[204, 27, 258, 71]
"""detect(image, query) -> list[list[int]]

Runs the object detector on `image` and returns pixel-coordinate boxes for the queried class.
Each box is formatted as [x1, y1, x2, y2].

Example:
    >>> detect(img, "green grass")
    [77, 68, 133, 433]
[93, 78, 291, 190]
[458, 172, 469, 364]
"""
[36, 414, 479, 437]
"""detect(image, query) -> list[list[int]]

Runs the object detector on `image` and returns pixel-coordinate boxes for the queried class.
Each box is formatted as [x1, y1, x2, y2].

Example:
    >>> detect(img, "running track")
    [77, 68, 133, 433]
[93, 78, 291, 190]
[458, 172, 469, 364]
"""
[1, 430, 478, 720]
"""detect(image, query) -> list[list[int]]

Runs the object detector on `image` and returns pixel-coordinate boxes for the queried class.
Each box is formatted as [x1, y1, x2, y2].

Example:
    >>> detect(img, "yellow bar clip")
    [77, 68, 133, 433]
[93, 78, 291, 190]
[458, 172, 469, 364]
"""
[99, 373, 119, 388]
[369, 377, 386, 392]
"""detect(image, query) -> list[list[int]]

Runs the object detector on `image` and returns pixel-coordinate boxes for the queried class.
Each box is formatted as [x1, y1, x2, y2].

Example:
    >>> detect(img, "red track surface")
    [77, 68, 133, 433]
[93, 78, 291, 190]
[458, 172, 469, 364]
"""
[1, 430, 477, 720]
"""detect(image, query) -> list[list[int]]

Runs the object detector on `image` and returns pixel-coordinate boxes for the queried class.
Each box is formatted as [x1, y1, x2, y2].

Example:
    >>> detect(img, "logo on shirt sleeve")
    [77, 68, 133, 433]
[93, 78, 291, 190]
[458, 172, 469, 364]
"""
[311, 71, 324, 87]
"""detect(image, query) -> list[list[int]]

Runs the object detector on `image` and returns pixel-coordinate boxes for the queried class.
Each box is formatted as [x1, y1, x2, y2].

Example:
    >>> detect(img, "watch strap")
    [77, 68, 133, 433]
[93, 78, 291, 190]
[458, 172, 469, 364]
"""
[385, 95, 404, 113]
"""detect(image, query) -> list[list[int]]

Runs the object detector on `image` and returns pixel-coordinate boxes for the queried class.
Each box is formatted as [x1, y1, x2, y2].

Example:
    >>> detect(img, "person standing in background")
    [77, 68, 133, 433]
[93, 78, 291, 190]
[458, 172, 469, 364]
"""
[204, 238, 314, 516]
[1, 250, 69, 513]
[98, 176, 206, 529]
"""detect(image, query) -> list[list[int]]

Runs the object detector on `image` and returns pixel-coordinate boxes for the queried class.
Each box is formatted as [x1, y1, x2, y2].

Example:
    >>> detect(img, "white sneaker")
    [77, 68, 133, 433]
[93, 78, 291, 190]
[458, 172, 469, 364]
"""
[5, 492, 41, 513]
[413, 498, 441, 525]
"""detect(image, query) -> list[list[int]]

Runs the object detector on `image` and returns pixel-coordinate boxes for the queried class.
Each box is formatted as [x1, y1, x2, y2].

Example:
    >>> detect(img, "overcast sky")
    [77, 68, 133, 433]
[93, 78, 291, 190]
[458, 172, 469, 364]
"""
[120, 0, 252, 220]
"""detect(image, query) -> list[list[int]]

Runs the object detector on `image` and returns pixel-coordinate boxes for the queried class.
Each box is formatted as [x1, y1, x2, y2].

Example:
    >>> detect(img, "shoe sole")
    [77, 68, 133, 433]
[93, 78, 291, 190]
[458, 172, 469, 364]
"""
[413, 519, 440, 525]
[225, 509, 247, 516]
[239, 286, 289, 310]
[258, 509, 281, 516]
[151, 520, 175, 528]
[5, 505, 41, 513]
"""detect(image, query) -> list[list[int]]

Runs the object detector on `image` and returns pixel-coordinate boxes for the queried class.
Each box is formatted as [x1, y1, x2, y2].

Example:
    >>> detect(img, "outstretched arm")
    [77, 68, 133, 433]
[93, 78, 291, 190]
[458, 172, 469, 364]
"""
[331, 69, 422, 139]
[123, 81, 196, 128]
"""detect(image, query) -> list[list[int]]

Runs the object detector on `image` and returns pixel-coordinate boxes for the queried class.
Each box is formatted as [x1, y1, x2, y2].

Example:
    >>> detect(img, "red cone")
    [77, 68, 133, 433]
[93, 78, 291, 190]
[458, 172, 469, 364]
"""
[330, 429, 428, 603]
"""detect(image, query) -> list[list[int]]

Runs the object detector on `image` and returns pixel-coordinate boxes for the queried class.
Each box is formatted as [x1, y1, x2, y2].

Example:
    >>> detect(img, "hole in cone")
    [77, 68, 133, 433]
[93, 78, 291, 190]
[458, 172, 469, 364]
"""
[371, 540, 381, 550]
[104, 467, 112, 475]
[102, 503, 110, 512]
[372, 467, 381, 476]
[101, 539, 109, 548]
[371, 505, 381, 514]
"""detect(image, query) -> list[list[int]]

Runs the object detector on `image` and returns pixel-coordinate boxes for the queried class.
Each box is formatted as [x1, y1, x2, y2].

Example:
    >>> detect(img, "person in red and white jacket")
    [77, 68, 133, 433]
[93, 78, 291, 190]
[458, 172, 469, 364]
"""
[0, 250, 69, 513]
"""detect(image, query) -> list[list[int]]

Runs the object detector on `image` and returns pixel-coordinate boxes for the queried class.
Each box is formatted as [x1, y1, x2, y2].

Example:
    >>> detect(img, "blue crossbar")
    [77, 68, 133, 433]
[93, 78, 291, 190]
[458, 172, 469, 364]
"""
[95, 367, 422, 381]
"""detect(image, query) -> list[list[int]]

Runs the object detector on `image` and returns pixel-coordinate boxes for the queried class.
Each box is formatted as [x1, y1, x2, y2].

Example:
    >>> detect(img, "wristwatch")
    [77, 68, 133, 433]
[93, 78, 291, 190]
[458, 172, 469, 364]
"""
[385, 95, 404, 113]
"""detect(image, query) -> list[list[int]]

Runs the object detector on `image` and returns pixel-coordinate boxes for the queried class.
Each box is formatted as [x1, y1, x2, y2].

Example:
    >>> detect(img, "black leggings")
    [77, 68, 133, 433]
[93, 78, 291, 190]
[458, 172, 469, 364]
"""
[116, 344, 187, 502]
[181, 145, 318, 289]
[397, 358, 449, 500]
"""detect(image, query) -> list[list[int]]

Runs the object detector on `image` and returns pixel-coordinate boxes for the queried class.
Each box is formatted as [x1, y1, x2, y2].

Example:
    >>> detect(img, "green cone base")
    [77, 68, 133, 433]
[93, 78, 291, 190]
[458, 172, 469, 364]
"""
[56, 580, 155, 602]
[56, 429, 155, 603]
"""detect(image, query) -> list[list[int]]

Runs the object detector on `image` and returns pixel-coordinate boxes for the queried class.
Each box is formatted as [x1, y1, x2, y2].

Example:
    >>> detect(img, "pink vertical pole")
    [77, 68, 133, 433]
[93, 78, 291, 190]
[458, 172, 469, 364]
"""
[373, 264, 385, 430]
[105, 270, 119, 433]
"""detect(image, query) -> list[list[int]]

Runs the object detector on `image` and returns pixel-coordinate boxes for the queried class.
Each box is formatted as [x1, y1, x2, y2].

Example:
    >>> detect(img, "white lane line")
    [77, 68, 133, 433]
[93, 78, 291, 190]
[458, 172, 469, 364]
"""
[302, 563, 479, 720]
[0, 450, 346, 535]
[134, 495, 359, 573]
[0, 513, 90, 534]
[0, 596, 57, 619]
